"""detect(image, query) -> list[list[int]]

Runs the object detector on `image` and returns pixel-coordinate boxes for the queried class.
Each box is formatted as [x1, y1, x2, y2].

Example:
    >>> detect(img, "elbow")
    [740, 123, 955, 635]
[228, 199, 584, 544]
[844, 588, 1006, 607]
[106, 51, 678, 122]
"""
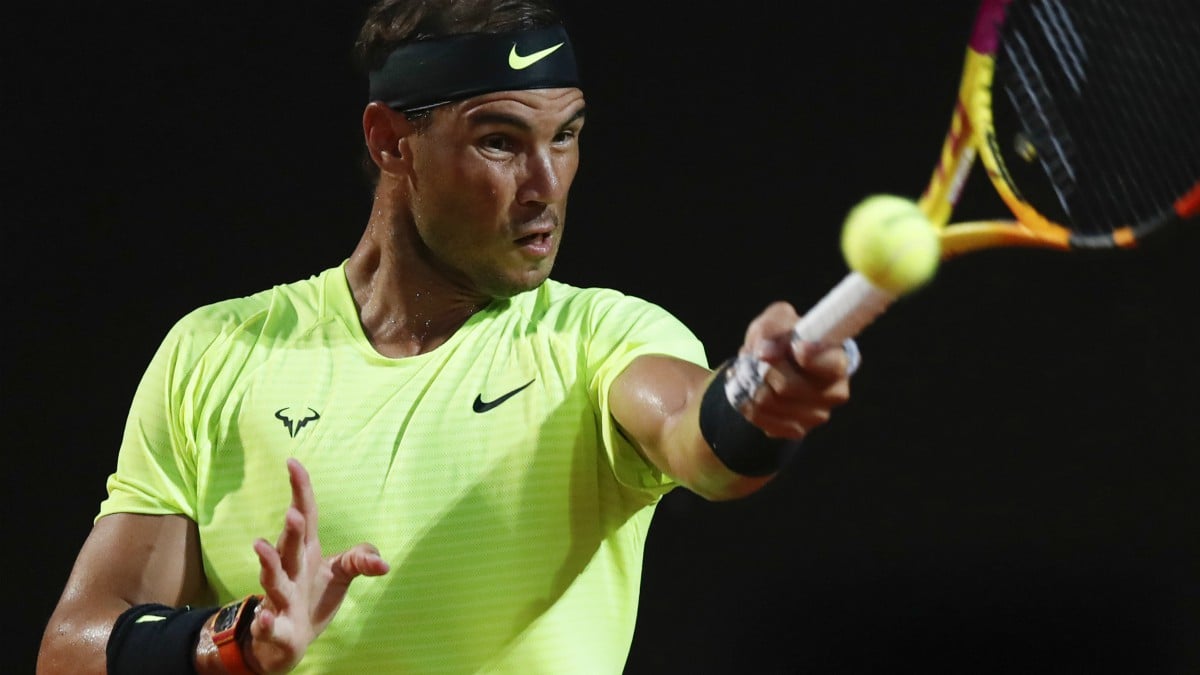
[38, 613, 110, 675]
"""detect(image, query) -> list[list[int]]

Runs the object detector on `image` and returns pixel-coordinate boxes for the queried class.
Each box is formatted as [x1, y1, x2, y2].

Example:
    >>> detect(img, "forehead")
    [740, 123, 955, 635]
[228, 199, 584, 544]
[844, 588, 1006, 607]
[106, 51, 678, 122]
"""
[448, 87, 586, 128]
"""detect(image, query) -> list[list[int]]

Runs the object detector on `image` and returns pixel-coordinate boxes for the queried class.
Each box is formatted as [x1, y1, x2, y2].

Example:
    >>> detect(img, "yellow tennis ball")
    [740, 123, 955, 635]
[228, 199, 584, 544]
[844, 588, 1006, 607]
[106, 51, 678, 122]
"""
[841, 194, 940, 295]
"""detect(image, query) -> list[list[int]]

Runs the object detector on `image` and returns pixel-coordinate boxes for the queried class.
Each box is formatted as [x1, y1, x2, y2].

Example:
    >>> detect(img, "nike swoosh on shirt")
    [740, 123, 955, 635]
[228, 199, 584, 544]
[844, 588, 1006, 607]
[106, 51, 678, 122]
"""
[473, 379, 536, 413]
[508, 42, 564, 70]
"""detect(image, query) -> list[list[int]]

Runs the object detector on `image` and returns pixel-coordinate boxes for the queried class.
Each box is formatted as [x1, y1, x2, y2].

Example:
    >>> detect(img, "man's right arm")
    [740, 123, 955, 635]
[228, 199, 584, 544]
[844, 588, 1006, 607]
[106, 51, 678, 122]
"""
[38, 512, 210, 675]
[40, 459, 392, 675]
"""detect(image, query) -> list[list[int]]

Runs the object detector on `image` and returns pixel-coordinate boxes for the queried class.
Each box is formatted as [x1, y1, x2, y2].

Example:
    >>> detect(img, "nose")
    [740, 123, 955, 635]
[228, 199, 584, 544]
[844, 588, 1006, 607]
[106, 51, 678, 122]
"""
[517, 147, 573, 207]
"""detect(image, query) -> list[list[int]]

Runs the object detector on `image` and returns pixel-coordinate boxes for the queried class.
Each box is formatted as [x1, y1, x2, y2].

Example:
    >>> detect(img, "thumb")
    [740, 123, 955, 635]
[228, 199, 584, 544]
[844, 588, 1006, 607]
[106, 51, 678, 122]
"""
[330, 543, 390, 584]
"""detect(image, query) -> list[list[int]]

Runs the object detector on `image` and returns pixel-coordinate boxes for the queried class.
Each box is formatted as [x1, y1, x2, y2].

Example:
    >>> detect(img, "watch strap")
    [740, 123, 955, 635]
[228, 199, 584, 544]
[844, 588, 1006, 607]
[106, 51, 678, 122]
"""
[210, 594, 263, 675]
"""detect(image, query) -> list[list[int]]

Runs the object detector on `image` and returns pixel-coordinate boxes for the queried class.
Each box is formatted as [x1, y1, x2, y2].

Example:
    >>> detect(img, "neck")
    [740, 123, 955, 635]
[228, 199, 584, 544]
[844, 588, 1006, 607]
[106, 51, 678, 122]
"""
[345, 190, 489, 358]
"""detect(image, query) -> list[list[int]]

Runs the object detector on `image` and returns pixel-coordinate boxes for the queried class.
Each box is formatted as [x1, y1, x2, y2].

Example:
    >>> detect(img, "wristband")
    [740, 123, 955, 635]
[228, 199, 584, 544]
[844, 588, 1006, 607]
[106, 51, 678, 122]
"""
[699, 360, 802, 476]
[107, 602, 219, 675]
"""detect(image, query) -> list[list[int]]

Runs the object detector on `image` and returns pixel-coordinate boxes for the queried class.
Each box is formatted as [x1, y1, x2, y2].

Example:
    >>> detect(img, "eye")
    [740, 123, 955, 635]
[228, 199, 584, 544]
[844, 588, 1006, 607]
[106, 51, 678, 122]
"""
[553, 128, 580, 145]
[480, 134, 514, 153]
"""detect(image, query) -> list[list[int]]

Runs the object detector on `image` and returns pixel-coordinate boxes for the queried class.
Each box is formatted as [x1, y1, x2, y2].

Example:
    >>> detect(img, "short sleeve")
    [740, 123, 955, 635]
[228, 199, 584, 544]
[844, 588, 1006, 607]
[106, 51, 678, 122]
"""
[584, 292, 708, 495]
[96, 316, 210, 522]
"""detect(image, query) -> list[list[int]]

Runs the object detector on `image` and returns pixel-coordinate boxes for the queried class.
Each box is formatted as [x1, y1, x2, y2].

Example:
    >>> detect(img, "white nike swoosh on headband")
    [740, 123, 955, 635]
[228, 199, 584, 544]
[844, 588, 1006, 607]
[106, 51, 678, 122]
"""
[508, 42, 564, 70]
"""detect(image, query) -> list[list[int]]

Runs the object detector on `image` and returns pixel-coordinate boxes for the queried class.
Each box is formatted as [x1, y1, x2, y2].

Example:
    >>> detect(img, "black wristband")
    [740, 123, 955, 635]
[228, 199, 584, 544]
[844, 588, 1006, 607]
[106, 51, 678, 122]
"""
[107, 602, 219, 675]
[699, 360, 802, 476]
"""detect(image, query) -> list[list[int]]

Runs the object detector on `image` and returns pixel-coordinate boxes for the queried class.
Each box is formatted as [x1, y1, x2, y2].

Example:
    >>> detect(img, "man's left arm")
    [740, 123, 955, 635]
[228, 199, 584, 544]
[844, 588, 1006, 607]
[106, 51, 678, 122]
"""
[608, 302, 852, 501]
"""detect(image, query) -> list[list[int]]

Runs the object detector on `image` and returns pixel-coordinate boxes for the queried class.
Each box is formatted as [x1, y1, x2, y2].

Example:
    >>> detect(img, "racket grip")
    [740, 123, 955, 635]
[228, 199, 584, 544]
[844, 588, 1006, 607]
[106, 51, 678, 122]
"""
[723, 272, 895, 409]
[790, 271, 896, 343]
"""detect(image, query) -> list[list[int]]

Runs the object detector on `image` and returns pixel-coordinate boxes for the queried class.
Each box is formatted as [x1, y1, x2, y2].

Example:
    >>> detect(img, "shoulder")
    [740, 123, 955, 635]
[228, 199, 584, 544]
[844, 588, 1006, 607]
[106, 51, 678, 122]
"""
[518, 279, 686, 330]
[507, 280, 706, 366]
[160, 267, 335, 366]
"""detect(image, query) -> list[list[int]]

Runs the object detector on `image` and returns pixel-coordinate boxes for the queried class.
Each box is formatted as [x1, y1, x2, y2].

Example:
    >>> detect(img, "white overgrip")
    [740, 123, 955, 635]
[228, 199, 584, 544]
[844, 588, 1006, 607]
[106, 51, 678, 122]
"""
[724, 272, 895, 409]
[790, 271, 896, 343]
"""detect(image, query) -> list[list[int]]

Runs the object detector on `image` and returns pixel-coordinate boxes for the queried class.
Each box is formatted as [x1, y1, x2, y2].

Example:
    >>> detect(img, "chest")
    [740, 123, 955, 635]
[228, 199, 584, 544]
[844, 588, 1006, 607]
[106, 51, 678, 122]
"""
[191, 333, 599, 598]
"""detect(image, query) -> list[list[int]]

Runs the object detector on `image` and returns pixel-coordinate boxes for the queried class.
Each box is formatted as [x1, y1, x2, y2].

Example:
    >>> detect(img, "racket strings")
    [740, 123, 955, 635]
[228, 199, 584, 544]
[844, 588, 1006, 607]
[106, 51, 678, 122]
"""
[1077, 4, 1197, 225]
[995, 0, 1200, 236]
[1104, 5, 1200, 226]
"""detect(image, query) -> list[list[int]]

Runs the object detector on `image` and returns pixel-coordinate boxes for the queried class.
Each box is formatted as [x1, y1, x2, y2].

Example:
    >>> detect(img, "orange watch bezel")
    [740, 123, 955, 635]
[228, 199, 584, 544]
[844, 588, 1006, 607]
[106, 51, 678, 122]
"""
[210, 594, 262, 675]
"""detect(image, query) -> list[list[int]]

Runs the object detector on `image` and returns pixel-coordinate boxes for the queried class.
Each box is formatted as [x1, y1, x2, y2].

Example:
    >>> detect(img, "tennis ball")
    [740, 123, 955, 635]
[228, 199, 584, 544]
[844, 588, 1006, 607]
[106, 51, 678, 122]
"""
[840, 194, 940, 295]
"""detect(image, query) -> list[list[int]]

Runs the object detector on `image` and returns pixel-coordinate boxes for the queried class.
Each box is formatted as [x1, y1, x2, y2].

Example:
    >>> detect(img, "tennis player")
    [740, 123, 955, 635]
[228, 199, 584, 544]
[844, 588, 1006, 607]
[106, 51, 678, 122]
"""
[38, 1, 854, 672]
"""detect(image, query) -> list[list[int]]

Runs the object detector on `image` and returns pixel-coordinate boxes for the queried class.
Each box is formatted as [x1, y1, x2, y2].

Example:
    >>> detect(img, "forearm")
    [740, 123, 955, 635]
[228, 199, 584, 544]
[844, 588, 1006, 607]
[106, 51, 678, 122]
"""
[41, 600, 270, 675]
[39, 514, 219, 675]
[39, 599, 234, 675]
[658, 367, 779, 500]
[612, 317, 852, 501]
[611, 355, 777, 501]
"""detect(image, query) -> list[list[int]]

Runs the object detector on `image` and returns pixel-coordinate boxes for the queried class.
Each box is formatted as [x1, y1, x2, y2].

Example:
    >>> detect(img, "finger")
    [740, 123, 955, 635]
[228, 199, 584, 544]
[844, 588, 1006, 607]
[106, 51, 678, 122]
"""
[245, 596, 281, 646]
[739, 383, 832, 438]
[254, 538, 292, 611]
[742, 365, 850, 437]
[246, 603, 301, 672]
[250, 603, 275, 640]
[274, 506, 307, 578]
[747, 335, 789, 363]
[742, 302, 800, 348]
[791, 340, 852, 380]
[309, 544, 391, 624]
[287, 458, 320, 542]
[745, 397, 833, 438]
[761, 370, 851, 411]
[756, 349, 851, 402]
[330, 543, 391, 584]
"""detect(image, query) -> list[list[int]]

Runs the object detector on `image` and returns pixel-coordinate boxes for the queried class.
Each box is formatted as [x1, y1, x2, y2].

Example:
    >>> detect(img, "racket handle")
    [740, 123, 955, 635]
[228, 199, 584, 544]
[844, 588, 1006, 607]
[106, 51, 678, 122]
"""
[723, 272, 895, 408]
[790, 271, 896, 343]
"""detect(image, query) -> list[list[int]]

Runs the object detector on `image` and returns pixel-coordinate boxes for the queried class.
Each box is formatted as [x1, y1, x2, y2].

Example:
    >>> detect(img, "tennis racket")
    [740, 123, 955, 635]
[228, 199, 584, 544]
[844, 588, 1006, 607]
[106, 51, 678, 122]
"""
[724, 0, 1200, 408]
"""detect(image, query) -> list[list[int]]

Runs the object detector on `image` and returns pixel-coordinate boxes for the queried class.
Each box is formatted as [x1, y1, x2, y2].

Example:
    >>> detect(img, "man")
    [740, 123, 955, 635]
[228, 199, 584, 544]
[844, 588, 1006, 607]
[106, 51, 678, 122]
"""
[38, 1, 853, 673]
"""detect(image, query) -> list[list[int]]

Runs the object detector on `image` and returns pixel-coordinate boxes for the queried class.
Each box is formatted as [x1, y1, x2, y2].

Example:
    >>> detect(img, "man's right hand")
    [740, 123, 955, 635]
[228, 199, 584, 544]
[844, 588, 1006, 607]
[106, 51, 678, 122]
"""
[199, 458, 391, 673]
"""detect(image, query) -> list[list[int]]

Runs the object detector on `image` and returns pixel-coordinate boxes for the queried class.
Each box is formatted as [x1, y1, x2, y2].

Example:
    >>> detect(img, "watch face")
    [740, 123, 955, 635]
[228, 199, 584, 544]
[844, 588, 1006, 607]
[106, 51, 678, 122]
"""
[214, 604, 239, 632]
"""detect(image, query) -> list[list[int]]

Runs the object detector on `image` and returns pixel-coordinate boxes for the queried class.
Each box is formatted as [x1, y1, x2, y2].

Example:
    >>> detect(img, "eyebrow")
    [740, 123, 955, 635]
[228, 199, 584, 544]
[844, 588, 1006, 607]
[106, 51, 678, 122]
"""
[469, 107, 586, 134]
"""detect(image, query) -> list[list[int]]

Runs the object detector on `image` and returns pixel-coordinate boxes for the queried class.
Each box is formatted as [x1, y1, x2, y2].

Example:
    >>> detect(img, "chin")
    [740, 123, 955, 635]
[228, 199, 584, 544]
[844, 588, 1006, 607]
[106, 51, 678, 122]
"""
[488, 269, 551, 299]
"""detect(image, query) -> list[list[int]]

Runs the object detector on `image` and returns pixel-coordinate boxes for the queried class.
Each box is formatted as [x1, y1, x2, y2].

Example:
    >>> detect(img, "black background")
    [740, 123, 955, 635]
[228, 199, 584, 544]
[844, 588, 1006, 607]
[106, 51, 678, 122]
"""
[8, 2, 1200, 673]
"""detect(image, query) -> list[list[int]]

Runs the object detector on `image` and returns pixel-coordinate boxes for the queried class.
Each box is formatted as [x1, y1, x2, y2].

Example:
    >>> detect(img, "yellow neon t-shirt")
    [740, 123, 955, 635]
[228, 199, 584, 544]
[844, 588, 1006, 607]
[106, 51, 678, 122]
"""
[99, 263, 708, 674]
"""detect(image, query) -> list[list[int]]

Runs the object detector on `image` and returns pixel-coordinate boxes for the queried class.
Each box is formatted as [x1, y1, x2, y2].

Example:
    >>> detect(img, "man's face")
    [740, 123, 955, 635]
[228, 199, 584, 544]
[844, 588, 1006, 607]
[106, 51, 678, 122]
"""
[404, 87, 586, 299]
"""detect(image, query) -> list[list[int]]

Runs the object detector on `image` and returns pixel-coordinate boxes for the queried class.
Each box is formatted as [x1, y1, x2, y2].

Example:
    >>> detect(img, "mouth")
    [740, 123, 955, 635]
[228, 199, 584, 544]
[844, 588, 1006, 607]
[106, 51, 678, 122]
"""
[514, 230, 555, 256]
[512, 214, 558, 256]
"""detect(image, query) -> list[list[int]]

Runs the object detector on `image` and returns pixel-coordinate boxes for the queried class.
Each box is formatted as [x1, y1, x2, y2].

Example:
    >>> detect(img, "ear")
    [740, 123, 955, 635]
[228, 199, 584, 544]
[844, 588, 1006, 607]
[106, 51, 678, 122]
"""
[363, 102, 415, 176]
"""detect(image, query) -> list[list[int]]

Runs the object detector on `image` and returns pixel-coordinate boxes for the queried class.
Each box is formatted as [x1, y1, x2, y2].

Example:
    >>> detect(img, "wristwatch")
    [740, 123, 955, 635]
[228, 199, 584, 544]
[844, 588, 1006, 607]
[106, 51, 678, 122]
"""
[210, 594, 263, 675]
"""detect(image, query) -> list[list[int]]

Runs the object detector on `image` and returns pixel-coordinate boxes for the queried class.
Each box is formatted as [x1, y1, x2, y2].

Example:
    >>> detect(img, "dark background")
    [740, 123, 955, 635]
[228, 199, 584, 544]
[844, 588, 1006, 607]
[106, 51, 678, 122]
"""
[8, 2, 1200, 673]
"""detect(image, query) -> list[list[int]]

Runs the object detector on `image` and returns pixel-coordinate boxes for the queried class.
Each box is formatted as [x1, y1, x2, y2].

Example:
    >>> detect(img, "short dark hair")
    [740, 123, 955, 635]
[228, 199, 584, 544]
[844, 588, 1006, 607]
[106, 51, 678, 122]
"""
[355, 0, 568, 185]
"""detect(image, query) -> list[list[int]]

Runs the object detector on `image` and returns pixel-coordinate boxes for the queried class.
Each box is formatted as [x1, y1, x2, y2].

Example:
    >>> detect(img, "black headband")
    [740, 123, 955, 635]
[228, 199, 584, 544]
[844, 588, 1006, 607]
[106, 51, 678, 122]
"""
[367, 25, 580, 112]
